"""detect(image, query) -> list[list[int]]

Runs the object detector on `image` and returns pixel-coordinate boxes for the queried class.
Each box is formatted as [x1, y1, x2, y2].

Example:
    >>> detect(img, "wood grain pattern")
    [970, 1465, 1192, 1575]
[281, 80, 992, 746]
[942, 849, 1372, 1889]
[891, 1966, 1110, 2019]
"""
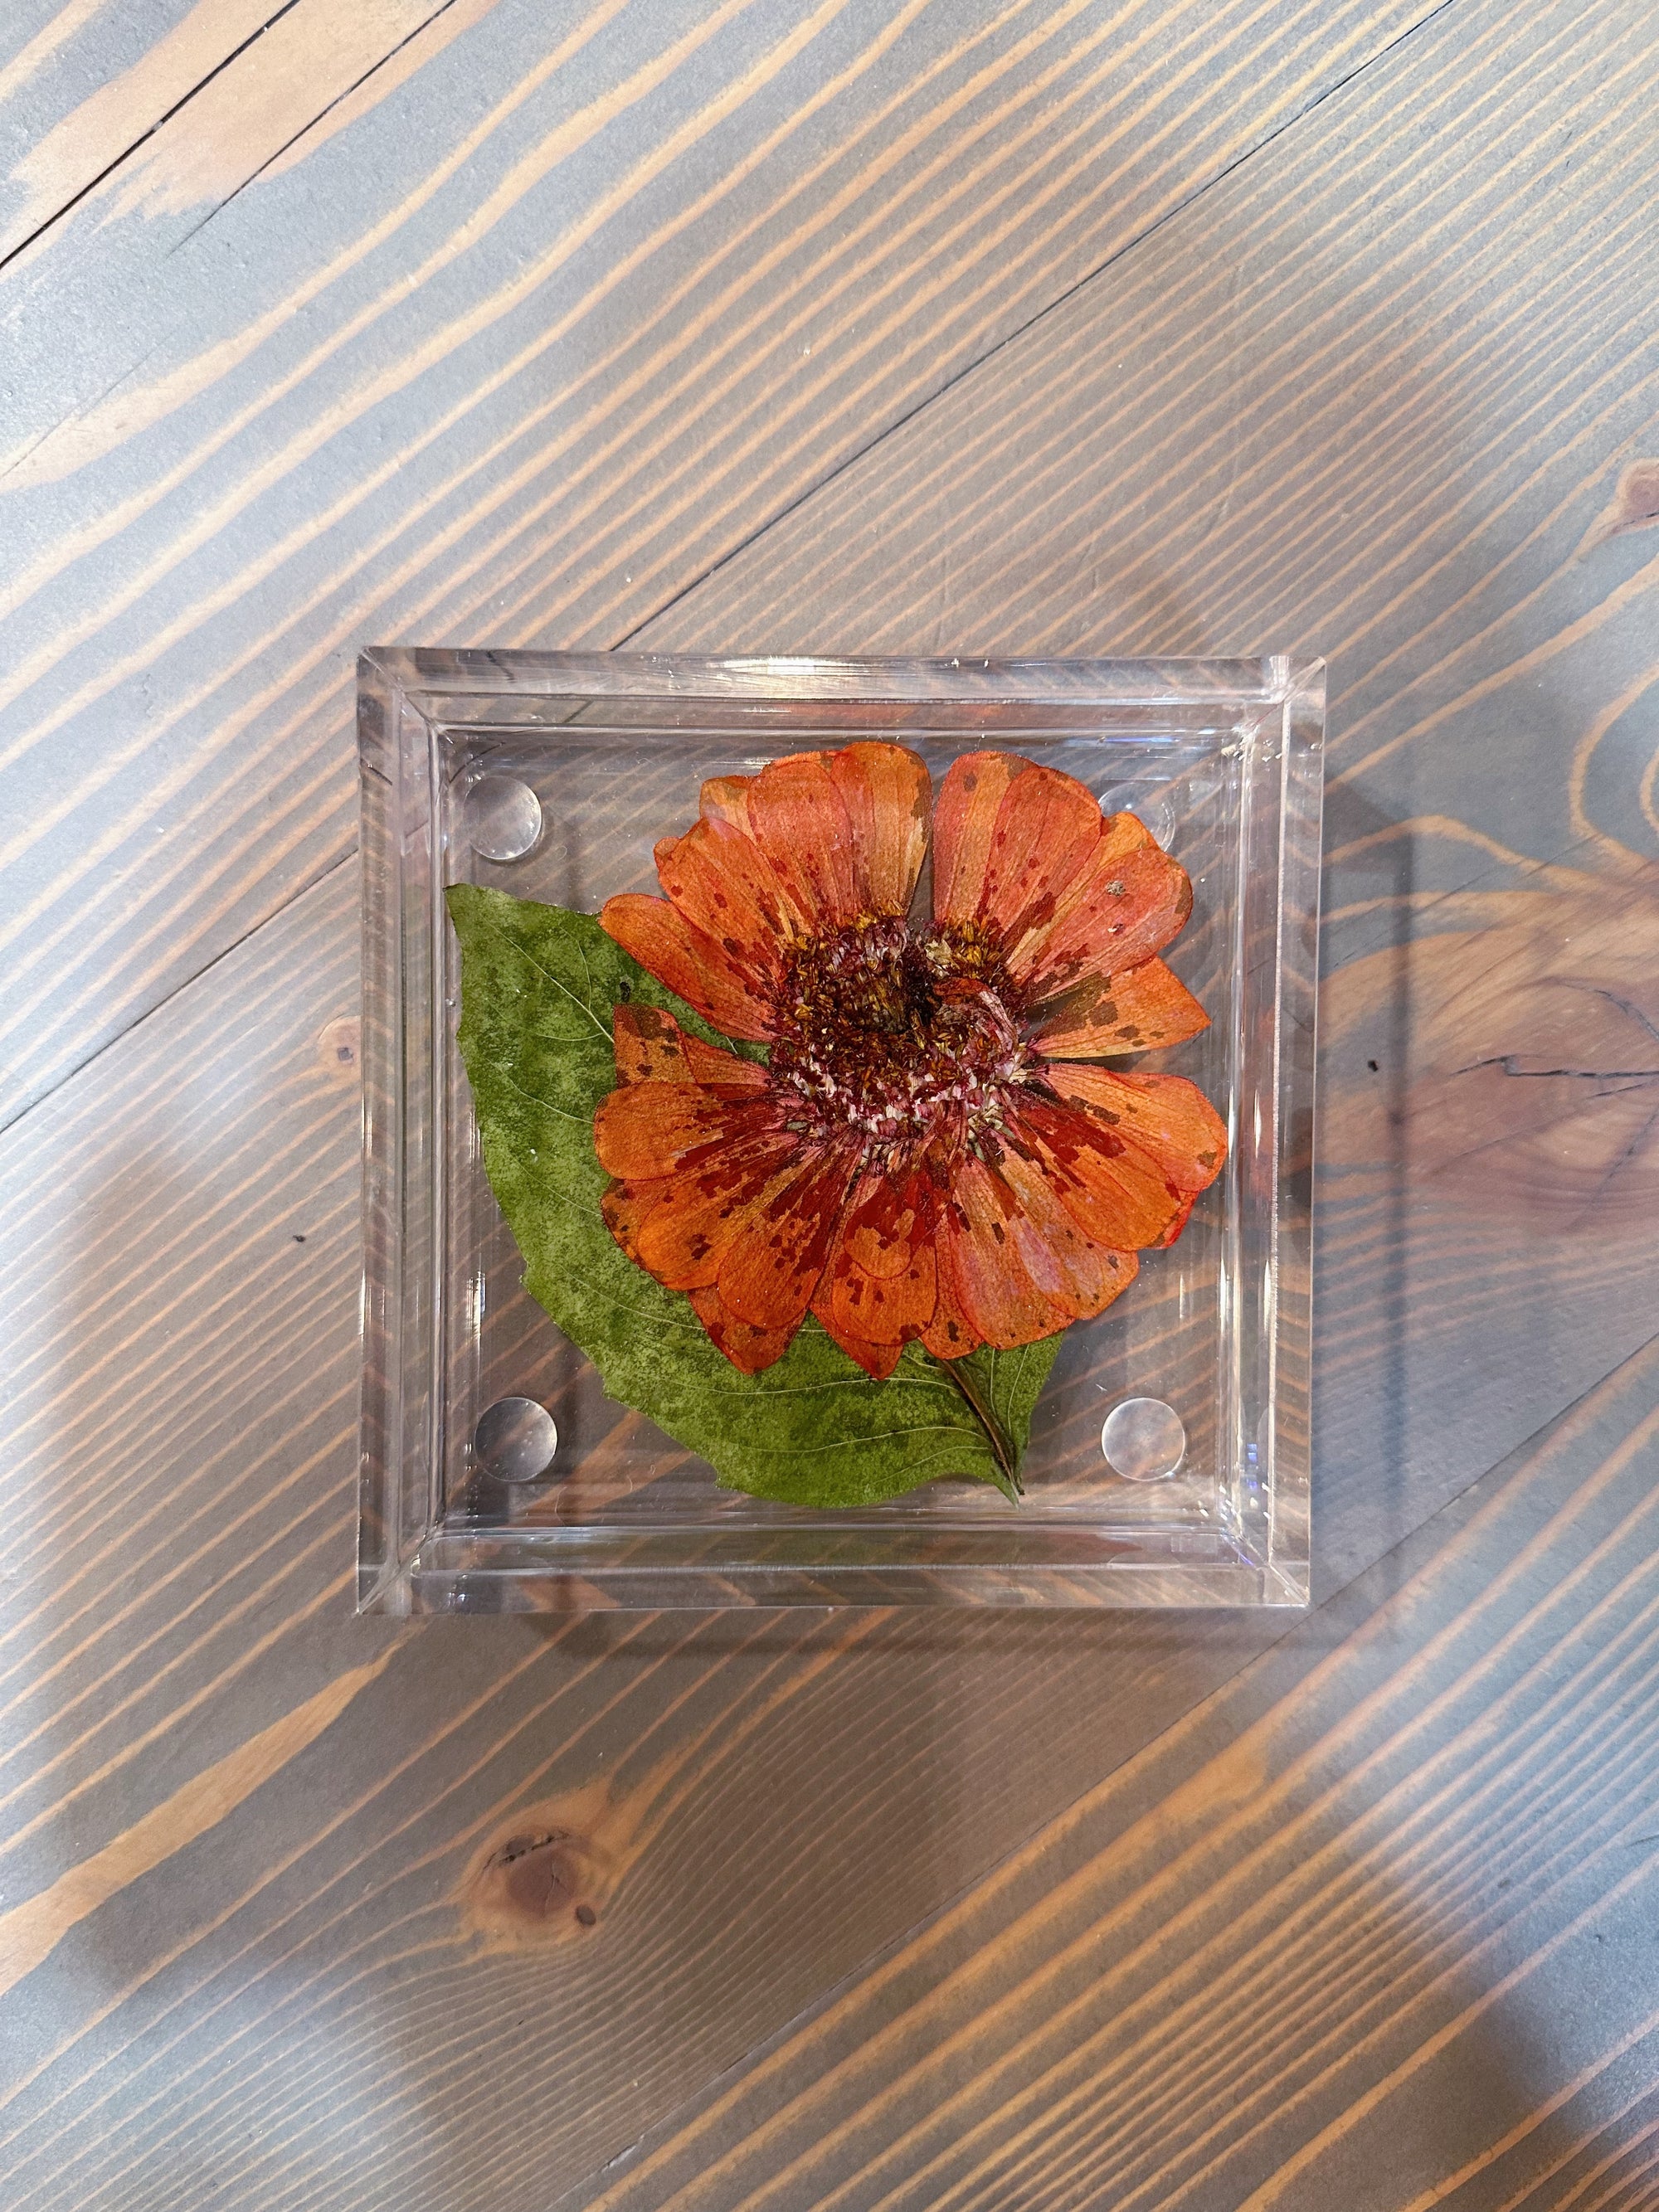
[0, 863, 1297, 2205]
[0, 1650, 396, 2001]
[638, 0, 1659, 1593]
[0, 0, 1441, 1127]
[2, 0, 1657, 2204]
[5, 1, 311, 261]
[0, 1, 219, 253]
[7, 869, 1652, 2210]
[0, 1, 497, 267]
[565, 1339, 1659, 2212]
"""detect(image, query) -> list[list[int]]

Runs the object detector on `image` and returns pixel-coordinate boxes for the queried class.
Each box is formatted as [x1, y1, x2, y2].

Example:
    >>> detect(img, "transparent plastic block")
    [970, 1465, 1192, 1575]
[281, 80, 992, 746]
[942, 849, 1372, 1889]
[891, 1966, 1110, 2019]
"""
[358, 652, 1322, 1612]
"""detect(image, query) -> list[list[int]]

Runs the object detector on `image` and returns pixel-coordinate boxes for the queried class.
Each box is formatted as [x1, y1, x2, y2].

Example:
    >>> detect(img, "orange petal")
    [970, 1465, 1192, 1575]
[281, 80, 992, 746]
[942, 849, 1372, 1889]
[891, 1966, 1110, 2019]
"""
[1156, 1197, 1195, 1248]
[601, 1180, 664, 1268]
[1004, 810, 1153, 974]
[826, 743, 931, 916]
[612, 1003, 689, 1083]
[822, 1203, 937, 1347]
[847, 1208, 918, 1279]
[716, 1145, 854, 1330]
[635, 1135, 804, 1287]
[1044, 1065, 1228, 1195]
[919, 1235, 982, 1359]
[937, 1153, 1070, 1349]
[1098, 811, 1158, 863]
[848, 1218, 913, 1277]
[1032, 957, 1209, 1057]
[615, 1003, 771, 1092]
[844, 1242, 937, 1344]
[593, 1084, 776, 1179]
[839, 1167, 932, 1278]
[977, 763, 1103, 950]
[995, 1145, 1139, 1319]
[932, 752, 1021, 925]
[600, 895, 775, 1042]
[682, 1033, 771, 1089]
[1017, 843, 1194, 1004]
[741, 751, 859, 931]
[810, 1299, 906, 1380]
[654, 814, 798, 969]
[687, 1284, 800, 1373]
[699, 775, 754, 832]
[1015, 1096, 1184, 1249]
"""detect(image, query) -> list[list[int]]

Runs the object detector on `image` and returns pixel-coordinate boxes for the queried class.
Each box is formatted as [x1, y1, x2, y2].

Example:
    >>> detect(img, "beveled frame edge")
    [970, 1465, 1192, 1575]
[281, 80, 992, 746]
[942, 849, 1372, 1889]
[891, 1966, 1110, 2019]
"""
[359, 645, 1315, 711]
[358, 655, 403, 1612]
[356, 649, 1327, 1614]
[1262, 662, 1326, 1606]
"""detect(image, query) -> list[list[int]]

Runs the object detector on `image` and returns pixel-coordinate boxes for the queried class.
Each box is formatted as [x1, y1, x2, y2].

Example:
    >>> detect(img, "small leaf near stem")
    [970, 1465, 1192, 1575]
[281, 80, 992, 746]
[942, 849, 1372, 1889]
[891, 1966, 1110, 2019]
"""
[938, 1356, 1024, 1502]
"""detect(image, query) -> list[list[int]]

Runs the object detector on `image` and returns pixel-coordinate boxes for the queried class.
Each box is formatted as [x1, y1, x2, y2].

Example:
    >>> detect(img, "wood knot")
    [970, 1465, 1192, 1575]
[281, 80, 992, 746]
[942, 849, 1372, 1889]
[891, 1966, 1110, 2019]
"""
[317, 1017, 360, 1082]
[1581, 459, 1659, 552]
[481, 1830, 588, 1926]
[462, 1811, 607, 1945]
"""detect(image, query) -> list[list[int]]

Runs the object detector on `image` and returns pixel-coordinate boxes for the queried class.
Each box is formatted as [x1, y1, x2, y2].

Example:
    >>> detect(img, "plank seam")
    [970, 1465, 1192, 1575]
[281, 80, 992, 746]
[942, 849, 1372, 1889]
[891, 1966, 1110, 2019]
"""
[0, 848, 358, 1142]
[0, 0, 1479, 1115]
[617, 0, 1472, 650]
[166, 0, 474, 255]
[0, 0, 310, 279]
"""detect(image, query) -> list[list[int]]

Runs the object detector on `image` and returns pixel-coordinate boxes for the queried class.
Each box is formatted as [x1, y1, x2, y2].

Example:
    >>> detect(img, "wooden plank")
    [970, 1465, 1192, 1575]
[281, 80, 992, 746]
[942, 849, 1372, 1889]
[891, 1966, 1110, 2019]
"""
[1313, 834, 1659, 1592]
[0, 0, 506, 270]
[0, 4, 210, 249]
[564, 1338, 1659, 2212]
[2, 2, 1654, 2205]
[2, 842, 1652, 2208]
[0, 0, 1443, 1127]
[2, 2, 306, 265]
[0, 851, 1643, 2183]
[635, 0, 1659, 1592]
[0, 863, 1299, 2210]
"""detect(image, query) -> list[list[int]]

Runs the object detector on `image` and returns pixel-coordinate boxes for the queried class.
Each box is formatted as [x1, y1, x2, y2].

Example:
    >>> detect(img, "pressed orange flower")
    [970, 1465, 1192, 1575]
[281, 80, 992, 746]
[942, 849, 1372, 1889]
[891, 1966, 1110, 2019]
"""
[595, 745, 1227, 1381]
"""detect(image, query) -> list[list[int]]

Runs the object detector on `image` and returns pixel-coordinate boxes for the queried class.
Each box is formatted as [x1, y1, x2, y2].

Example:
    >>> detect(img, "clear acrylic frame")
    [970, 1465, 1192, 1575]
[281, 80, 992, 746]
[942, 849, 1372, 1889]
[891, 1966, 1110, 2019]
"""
[358, 652, 1322, 1612]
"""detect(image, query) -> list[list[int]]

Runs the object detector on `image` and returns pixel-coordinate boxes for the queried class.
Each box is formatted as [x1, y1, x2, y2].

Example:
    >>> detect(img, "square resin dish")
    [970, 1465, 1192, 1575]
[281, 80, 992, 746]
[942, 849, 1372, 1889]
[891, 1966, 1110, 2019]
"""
[358, 652, 1323, 1612]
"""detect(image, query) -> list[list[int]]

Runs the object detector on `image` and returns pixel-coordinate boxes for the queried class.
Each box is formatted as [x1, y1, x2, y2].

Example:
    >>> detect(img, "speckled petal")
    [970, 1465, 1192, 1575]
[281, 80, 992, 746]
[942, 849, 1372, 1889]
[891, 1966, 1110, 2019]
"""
[932, 752, 1022, 925]
[827, 742, 932, 916]
[1016, 843, 1194, 1005]
[741, 751, 859, 930]
[599, 894, 776, 1042]
[687, 1283, 800, 1373]
[1031, 957, 1209, 1057]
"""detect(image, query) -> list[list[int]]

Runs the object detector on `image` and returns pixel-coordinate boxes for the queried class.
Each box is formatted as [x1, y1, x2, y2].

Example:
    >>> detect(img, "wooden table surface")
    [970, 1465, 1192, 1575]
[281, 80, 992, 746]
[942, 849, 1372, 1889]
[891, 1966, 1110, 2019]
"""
[2, 2, 1657, 2205]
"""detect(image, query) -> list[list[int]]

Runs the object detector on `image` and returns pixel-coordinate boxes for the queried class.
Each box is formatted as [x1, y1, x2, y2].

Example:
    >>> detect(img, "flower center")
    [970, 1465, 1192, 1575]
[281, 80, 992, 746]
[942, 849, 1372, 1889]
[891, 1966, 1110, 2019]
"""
[768, 918, 1034, 1160]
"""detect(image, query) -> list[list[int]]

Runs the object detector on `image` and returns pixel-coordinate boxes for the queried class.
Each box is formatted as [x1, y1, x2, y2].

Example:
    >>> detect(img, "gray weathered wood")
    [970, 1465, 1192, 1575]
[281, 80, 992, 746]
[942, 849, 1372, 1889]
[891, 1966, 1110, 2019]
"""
[0, 0, 1443, 1127]
[0, 864, 1293, 2205]
[565, 1339, 1659, 2212]
[8, 853, 1648, 2212]
[0, 1, 212, 258]
[2, 0, 1657, 2204]
[0, 1, 499, 267]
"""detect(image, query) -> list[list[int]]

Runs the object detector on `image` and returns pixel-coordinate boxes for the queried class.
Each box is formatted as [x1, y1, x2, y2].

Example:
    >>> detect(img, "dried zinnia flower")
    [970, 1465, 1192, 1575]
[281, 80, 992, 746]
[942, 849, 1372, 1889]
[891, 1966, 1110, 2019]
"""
[595, 745, 1226, 1380]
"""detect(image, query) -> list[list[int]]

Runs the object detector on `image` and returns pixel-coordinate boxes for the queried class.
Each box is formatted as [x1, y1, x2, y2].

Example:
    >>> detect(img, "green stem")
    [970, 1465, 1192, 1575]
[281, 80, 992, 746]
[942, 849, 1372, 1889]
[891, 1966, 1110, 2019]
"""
[938, 1357, 1024, 1502]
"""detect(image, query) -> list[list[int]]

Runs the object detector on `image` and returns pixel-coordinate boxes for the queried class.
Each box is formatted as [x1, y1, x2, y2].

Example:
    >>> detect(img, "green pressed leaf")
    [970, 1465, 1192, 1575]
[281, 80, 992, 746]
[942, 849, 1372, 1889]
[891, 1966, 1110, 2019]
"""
[445, 885, 1063, 1508]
